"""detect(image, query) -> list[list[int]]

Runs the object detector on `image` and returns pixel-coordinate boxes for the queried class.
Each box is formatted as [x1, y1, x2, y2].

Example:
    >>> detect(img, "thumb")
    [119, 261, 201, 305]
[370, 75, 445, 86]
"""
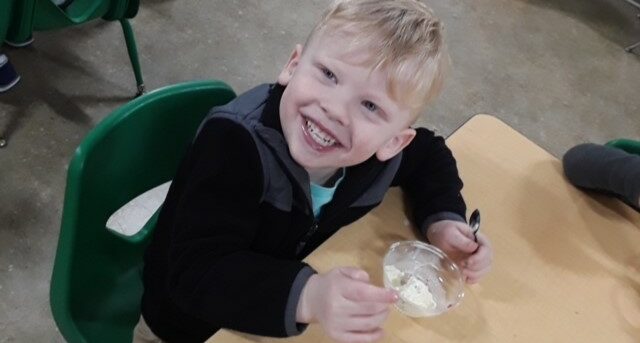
[339, 267, 370, 282]
[449, 227, 479, 253]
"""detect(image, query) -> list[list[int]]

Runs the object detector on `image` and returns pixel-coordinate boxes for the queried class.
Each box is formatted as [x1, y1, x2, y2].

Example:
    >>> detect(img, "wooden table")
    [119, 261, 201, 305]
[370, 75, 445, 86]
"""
[208, 114, 640, 342]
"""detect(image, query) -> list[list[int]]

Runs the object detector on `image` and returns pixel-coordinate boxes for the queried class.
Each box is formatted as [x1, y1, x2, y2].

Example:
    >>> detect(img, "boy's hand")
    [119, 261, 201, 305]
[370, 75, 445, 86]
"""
[426, 220, 493, 284]
[296, 267, 398, 343]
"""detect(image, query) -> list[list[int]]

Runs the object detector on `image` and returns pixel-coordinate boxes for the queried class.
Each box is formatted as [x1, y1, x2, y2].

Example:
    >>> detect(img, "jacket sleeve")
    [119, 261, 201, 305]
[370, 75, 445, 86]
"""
[392, 127, 467, 234]
[167, 117, 313, 337]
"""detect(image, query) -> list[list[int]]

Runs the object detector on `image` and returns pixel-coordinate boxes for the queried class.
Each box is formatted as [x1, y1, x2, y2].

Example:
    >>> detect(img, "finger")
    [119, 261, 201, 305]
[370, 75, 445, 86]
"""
[339, 267, 370, 282]
[457, 222, 476, 241]
[475, 232, 492, 250]
[463, 265, 491, 284]
[466, 246, 492, 271]
[347, 309, 390, 332]
[464, 265, 491, 278]
[339, 328, 385, 343]
[467, 234, 493, 269]
[465, 275, 480, 284]
[349, 301, 391, 316]
[344, 283, 398, 303]
[447, 227, 479, 253]
[466, 275, 482, 284]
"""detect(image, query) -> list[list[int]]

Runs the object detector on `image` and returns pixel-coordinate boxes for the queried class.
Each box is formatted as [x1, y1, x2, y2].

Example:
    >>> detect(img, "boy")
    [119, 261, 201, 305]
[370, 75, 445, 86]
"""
[136, 1, 493, 342]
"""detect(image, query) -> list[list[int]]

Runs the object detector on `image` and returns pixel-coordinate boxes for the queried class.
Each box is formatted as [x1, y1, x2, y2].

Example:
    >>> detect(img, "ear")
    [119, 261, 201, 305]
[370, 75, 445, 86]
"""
[375, 128, 416, 161]
[277, 44, 303, 86]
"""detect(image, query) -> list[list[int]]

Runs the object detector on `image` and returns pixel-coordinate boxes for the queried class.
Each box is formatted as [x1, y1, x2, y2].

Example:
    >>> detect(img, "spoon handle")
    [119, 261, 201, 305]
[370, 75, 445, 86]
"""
[469, 209, 481, 242]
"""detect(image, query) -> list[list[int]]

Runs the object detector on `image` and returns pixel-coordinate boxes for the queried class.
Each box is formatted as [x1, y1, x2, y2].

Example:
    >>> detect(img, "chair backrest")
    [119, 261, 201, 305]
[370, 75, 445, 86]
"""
[50, 80, 236, 343]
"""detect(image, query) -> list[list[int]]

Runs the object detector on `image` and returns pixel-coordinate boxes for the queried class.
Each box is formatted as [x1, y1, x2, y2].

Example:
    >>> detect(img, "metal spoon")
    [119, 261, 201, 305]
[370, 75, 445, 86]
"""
[469, 209, 481, 242]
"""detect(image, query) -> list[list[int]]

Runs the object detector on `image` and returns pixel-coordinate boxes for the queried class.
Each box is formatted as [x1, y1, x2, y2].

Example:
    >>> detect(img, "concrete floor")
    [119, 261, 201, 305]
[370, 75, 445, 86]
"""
[1, 0, 639, 341]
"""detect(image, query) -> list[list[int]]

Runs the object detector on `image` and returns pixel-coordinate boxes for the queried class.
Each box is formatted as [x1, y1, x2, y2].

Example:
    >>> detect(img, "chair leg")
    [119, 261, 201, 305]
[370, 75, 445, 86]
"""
[119, 19, 145, 97]
[5, 0, 36, 47]
[625, 14, 640, 53]
[625, 41, 640, 53]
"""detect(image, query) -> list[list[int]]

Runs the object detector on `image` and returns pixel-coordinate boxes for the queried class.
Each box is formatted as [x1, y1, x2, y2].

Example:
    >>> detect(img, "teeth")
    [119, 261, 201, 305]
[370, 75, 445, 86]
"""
[306, 120, 336, 147]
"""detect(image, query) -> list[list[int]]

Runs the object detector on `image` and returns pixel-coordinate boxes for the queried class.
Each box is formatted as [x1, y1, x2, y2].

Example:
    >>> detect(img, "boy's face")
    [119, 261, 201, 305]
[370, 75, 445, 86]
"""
[277, 31, 417, 182]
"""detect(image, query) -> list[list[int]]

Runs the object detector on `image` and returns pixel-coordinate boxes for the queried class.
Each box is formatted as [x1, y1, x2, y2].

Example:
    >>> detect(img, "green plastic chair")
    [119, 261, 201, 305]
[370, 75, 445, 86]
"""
[606, 139, 640, 156]
[50, 80, 236, 343]
[5, 0, 144, 95]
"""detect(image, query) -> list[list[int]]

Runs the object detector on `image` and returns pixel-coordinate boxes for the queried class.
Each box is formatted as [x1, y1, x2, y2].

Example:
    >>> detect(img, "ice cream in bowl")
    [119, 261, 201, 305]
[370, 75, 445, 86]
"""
[383, 240, 465, 317]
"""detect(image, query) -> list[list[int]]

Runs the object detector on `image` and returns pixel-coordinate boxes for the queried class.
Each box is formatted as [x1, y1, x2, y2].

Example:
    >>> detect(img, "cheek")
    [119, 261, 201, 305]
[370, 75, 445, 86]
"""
[281, 88, 301, 114]
[291, 73, 322, 97]
[281, 87, 302, 111]
[350, 128, 385, 156]
[360, 128, 401, 159]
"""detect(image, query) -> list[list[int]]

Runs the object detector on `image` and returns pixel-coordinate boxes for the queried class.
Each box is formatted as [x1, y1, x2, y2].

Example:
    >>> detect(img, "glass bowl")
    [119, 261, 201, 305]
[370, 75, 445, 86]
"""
[383, 240, 464, 317]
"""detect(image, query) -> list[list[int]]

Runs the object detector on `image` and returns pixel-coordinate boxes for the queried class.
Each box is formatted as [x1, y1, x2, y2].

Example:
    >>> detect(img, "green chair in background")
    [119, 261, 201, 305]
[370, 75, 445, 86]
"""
[4, 0, 144, 95]
[606, 138, 640, 156]
[49, 80, 236, 343]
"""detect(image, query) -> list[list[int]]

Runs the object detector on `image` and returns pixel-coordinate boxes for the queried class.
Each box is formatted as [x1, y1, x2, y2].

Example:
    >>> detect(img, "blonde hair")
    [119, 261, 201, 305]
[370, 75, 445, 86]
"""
[305, 0, 449, 112]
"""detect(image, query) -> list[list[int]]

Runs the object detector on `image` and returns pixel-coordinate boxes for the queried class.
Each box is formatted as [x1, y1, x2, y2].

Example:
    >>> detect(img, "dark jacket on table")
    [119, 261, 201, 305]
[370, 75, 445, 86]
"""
[141, 83, 466, 343]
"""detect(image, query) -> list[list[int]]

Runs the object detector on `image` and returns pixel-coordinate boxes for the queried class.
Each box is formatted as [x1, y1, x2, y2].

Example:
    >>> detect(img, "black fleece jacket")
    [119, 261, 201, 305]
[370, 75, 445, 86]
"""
[141, 84, 466, 342]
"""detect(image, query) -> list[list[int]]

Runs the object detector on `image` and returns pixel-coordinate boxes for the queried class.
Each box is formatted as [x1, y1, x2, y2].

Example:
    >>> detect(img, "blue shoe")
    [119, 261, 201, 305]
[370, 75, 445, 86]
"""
[0, 54, 21, 93]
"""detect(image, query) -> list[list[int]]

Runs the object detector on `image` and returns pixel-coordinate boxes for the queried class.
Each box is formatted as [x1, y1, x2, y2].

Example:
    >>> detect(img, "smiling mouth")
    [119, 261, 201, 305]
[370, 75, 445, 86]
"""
[305, 118, 338, 148]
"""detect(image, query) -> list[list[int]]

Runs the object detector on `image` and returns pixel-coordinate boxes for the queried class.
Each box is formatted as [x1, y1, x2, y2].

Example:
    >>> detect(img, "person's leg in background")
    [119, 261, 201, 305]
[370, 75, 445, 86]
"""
[563, 143, 640, 211]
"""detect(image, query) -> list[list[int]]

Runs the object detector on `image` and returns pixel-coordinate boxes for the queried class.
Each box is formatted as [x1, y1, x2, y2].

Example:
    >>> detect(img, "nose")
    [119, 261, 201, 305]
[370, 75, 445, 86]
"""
[320, 90, 350, 127]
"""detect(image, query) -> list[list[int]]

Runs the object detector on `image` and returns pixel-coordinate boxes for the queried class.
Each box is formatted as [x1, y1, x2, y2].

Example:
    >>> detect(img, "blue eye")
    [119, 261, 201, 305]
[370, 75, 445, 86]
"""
[362, 100, 378, 112]
[322, 67, 337, 82]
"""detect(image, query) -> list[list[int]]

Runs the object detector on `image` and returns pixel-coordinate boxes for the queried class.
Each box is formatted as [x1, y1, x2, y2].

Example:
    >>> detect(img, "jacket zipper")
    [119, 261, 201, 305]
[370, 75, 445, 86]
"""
[295, 179, 364, 255]
[296, 219, 319, 255]
[294, 165, 376, 255]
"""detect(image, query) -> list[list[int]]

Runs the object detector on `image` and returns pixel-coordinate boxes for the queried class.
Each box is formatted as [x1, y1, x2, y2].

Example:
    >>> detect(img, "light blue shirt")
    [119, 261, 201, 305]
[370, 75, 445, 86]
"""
[310, 170, 345, 217]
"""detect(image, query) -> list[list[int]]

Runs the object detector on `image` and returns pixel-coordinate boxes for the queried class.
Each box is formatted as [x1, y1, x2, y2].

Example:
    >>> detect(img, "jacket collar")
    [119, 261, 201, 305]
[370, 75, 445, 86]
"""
[255, 84, 313, 212]
[261, 83, 286, 134]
